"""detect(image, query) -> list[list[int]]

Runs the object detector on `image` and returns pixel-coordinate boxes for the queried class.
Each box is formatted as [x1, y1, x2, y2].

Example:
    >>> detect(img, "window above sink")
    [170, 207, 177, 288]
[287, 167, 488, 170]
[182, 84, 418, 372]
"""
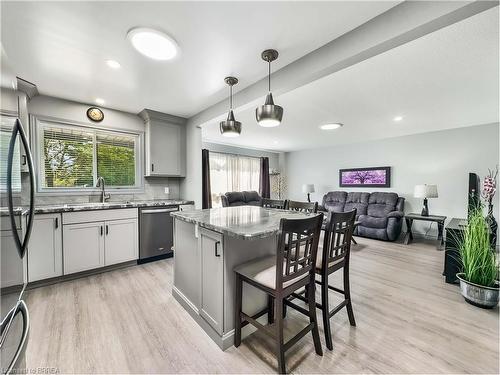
[32, 117, 144, 194]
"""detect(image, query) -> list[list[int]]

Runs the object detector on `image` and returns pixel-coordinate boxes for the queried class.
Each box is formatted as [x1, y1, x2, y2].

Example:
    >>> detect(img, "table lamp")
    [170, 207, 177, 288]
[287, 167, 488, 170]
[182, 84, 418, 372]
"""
[302, 184, 315, 203]
[414, 184, 438, 216]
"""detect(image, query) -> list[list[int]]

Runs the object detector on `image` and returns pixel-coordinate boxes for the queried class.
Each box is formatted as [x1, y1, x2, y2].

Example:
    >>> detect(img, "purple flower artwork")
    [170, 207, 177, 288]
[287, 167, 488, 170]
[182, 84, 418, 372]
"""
[339, 167, 391, 187]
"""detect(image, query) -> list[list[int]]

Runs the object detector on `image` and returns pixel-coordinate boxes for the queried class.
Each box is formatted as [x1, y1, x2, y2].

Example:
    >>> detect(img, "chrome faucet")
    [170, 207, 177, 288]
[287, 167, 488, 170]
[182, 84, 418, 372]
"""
[96, 176, 111, 203]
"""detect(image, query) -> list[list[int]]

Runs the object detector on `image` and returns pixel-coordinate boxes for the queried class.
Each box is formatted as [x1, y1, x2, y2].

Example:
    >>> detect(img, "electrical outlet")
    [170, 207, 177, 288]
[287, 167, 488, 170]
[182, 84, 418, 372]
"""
[164, 187, 170, 194]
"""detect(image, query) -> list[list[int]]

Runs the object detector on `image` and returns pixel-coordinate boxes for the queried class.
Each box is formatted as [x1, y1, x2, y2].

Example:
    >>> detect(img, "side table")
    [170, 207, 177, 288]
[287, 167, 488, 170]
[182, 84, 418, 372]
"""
[404, 213, 447, 248]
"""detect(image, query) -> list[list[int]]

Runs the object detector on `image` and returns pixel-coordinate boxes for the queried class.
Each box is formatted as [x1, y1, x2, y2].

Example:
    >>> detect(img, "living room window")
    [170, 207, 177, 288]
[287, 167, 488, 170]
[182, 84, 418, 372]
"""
[36, 120, 141, 192]
[209, 152, 260, 207]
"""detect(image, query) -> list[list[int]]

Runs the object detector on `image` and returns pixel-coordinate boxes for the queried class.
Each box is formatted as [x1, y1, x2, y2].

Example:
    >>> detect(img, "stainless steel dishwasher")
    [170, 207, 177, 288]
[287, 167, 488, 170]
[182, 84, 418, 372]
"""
[139, 206, 178, 262]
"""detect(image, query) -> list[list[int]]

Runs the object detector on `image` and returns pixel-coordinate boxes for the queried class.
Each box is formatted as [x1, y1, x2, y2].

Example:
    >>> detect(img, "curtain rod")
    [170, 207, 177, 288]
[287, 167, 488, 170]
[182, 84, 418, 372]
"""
[208, 149, 264, 160]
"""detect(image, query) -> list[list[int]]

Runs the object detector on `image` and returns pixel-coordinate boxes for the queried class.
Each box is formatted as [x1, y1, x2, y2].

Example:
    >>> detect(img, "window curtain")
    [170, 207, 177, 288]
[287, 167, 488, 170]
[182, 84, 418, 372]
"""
[209, 152, 260, 207]
[202, 149, 212, 209]
[259, 157, 270, 198]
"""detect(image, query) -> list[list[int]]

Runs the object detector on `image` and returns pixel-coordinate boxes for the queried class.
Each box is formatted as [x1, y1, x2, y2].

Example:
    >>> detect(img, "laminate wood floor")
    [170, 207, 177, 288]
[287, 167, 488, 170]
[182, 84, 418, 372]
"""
[24, 237, 499, 374]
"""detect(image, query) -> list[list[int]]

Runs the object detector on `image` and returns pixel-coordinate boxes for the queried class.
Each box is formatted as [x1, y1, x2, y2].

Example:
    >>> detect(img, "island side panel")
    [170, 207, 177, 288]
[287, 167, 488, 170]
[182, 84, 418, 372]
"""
[223, 234, 278, 337]
[173, 219, 200, 311]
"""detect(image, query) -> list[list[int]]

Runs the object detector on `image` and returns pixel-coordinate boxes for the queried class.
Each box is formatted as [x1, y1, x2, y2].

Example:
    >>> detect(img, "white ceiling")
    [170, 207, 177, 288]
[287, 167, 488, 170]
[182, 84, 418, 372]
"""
[202, 7, 499, 152]
[0, 1, 398, 117]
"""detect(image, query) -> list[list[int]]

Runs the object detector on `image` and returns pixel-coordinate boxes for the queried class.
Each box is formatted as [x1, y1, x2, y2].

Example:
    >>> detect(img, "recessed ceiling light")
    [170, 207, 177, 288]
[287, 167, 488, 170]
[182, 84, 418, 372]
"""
[393, 115, 403, 122]
[273, 140, 279, 145]
[319, 123, 343, 130]
[127, 27, 179, 61]
[95, 98, 105, 105]
[106, 59, 121, 69]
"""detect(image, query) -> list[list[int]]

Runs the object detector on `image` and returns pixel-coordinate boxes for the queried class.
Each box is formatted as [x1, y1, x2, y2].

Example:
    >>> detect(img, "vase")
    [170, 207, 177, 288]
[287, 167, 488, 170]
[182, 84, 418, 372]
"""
[456, 273, 499, 309]
[487, 203, 498, 249]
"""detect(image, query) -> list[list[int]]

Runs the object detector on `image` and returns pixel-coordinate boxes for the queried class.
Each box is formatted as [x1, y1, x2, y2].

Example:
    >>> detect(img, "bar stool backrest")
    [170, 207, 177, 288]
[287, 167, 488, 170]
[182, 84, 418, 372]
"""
[287, 200, 318, 213]
[276, 214, 323, 290]
[261, 198, 288, 210]
[322, 209, 357, 268]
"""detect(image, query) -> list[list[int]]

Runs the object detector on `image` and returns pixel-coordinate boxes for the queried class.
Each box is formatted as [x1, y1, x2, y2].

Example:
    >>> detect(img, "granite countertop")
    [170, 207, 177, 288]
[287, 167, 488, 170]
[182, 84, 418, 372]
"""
[171, 206, 317, 240]
[1, 199, 194, 216]
[0, 207, 26, 217]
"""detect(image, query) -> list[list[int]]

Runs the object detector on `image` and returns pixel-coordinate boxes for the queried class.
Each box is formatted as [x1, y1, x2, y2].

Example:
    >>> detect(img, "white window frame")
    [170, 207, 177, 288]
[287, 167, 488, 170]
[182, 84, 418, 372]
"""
[31, 116, 144, 195]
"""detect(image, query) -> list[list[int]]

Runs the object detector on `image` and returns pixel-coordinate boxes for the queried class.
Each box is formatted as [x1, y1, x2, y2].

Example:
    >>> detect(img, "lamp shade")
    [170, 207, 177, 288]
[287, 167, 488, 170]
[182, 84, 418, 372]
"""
[256, 93, 283, 127]
[302, 184, 315, 193]
[220, 110, 241, 137]
[414, 184, 438, 199]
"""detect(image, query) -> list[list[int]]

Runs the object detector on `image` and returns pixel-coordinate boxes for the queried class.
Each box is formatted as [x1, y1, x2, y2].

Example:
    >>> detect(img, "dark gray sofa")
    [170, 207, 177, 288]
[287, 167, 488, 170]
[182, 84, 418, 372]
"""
[321, 191, 405, 241]
[221, 191, 262, 207]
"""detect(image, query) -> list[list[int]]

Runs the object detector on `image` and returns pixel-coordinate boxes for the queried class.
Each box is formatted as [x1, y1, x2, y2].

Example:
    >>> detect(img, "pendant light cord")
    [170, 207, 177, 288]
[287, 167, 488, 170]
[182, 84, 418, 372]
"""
[268, 61, 271, 92]
[230, 85, 233, 109]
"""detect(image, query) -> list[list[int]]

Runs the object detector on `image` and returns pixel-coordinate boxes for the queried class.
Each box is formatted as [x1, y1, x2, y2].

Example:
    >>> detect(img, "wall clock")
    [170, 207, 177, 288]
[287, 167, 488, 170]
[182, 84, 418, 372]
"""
[87, 107, 104, 122]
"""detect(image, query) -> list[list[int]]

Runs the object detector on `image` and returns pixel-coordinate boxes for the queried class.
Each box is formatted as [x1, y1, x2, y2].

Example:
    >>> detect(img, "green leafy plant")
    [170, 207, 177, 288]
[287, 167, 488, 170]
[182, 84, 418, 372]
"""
[458, 207, 498, 287]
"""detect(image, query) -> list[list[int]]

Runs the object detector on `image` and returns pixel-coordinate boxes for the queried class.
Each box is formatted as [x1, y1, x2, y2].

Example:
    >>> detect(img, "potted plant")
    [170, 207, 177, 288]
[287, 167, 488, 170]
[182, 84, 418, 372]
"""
[456, 207, 499, 308]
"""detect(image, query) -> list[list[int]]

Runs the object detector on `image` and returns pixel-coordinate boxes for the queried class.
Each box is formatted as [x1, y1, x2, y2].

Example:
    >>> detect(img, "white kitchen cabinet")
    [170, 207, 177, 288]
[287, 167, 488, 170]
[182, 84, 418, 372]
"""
[1, 227, 24, 288]
[140, 109, 186, 177]
[27, 213, 62, 282]
[199, 228, 224, 335]
[63, 221, 105, 274]
[104, 218, 138, 266]
[62, 209, 139, 275]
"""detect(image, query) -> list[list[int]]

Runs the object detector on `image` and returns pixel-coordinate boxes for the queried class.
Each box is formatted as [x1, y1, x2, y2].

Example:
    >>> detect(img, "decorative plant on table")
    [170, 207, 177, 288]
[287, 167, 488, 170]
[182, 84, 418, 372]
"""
[270, 170, 287, 200]
[455, 207, 499, 308]
[482, 166, 498, 246]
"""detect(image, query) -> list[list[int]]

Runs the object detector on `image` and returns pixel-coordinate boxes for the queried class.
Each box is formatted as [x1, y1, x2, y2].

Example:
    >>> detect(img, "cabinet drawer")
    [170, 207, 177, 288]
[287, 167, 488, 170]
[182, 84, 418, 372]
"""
[63, 208, 138, 225]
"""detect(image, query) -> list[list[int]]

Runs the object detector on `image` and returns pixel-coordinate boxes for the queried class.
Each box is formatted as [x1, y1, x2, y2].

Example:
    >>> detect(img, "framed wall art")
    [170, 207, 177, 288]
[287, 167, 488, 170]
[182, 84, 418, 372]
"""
[339, 166, 391, 188]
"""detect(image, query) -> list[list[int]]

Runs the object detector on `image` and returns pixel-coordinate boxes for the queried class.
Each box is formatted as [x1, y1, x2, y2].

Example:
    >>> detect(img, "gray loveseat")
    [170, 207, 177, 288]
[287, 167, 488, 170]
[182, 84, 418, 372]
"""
[321, 191, 405, 241]
[221, 191, 262, 207]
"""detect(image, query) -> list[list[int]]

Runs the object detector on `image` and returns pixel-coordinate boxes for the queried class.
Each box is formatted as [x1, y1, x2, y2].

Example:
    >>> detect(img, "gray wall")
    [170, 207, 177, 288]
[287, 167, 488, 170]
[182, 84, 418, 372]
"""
[285, 123, 499, 237]
[202, 142, 280, 171]
[26, 95, 180, 205]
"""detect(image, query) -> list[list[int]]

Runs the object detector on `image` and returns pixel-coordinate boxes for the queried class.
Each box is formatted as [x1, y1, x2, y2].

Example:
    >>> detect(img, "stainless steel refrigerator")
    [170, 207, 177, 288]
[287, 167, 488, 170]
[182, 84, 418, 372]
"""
[1, 114, 35, 374]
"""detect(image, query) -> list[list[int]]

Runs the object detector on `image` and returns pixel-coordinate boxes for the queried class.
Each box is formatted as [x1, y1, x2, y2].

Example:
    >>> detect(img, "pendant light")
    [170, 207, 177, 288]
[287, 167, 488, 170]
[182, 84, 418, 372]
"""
[220, 76, 242, 137]
[256, 49, 283, 127]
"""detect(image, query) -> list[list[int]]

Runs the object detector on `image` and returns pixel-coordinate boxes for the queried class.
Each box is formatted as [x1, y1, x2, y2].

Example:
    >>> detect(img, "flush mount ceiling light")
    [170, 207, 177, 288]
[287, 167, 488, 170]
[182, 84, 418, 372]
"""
[256, 49, 283, 127]
[320, 123, 343, 130]
[220, 77, 242, 138]
[127, 27, 179, 60]
[393, 115, 403, 122]
[106, 59, 121, 69]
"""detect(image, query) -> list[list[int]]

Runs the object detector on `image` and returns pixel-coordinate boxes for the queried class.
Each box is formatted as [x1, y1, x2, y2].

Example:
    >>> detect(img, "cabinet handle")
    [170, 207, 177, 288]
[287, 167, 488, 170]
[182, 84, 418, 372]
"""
[214, 241, 221, 257]
[100, 226, 103, 236]
[106, 225, 109, 235]
[151, 163, 154, 172]
[55, 217, 59, 229]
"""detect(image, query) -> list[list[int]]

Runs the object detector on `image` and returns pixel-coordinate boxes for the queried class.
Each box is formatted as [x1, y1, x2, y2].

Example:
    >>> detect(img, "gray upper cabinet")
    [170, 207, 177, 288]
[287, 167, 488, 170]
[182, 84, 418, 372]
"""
[140, 109, 187, 177]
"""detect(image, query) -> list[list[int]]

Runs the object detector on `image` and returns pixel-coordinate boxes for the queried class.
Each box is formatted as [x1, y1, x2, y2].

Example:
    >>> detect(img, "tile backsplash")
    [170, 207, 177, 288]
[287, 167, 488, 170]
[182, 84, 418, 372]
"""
[20, 174, 180, 206]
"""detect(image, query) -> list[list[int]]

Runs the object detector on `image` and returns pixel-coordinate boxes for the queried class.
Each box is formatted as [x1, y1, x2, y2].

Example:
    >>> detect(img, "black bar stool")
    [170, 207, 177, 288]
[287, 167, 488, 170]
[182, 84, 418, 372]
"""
[234, 214, 324, 374]
[290, 209, 357, 350]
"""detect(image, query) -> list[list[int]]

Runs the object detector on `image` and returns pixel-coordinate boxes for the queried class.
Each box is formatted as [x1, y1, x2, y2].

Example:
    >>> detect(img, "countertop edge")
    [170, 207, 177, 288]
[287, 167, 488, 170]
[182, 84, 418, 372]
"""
[171, 213, 278, 240]
[2, 200, 195, 216]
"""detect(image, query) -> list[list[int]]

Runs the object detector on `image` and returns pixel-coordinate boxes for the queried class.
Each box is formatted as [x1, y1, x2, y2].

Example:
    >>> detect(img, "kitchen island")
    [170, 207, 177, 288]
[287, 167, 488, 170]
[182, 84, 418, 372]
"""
[171, 206, 314, 350]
